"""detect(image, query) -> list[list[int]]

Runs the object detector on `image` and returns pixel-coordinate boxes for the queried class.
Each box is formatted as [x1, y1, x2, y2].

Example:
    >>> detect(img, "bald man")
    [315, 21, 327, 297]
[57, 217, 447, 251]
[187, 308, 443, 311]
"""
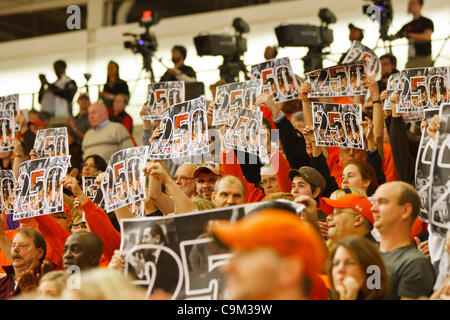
[173, 164, 198, 197]
[82, 102, 134, 162]
[211, 175, 245, 208]
[63, 231, 103, 271]
[371, 182, 435, 300]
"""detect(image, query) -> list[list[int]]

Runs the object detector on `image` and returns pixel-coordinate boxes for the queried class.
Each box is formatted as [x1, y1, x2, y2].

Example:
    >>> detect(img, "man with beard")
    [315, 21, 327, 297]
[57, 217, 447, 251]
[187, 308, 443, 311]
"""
[160, 46, 197, 83]
[193, 162, 221, 201]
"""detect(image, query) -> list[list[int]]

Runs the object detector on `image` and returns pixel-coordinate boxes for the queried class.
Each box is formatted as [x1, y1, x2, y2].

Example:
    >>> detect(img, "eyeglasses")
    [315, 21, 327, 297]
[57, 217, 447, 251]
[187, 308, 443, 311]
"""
[175, 176, 195, 183]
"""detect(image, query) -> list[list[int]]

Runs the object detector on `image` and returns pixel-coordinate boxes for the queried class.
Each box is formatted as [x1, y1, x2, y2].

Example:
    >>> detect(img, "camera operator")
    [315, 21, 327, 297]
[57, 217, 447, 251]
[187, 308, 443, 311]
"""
[388, 0, 434, 68]
[38, 60, 78, 119]
[160, 45, 197, 83]
[338, 24, 364, 64]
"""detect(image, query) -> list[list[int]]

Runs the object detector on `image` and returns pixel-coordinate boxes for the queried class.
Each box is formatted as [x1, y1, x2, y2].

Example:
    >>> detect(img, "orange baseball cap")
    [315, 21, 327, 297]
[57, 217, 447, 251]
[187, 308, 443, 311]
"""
[319, 194, 374, 225]
[212, 209, 326, 278]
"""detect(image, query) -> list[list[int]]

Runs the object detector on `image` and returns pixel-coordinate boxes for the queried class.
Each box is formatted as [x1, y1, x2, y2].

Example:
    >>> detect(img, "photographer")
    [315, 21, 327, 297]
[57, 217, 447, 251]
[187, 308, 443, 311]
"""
[38, 60, 78, 119]
[388, 0, 434, 68]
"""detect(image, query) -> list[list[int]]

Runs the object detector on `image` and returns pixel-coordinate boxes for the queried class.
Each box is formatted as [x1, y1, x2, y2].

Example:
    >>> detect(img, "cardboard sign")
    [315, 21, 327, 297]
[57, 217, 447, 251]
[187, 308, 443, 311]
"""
[384, 72, 401, 110]
[143, 81, 185, 120]
[83, 176, 105, 211]
[213, 79, 261, 126]
[223, 107, 263, 156]
[0, 94, 19, 114]
[120, 200, 304, 299]
[0, 110, 15, 152]
[0, 170, 16, 215]
[397, 67, 449, 112]
[251, 57, 299, 103]
[342, 40, 381, 79]
[312, 102, 365, 149]
[34, 127, 69, 157]
[306, 62, 369, 98]
[100, 146, 149, 212]
[149, 97, 209, 159]
[13, 156, 71, 220]
[415, 109, 440, 223]
[427, 103, 450, 238]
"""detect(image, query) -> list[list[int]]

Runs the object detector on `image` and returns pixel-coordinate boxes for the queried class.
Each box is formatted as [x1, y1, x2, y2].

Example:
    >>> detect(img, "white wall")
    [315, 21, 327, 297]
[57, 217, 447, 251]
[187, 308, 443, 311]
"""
[0, 0, 448, 124]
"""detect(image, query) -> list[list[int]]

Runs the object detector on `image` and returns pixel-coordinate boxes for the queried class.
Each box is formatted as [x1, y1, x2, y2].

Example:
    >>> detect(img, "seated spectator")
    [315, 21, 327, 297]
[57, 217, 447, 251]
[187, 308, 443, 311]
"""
[260, 165, 280, 195]
[371, 181, 436, 299]
[173, 164, 198, 198]
[80, 154, 107, 178]
[109, 93, 133, 134]
[289, 166, 326, 200]
[37, 270, 69, 299]
[0, 228, 49, 300]
[212, 208, 326, 300]
[62, 231, 103, 272]
[82, 102, 134, 162]
[211, 175, 245, 208]
[320, 194, 376, 243]
[193, 162, 221, 201]
[327, 236, 390, 300]
[67, 93, 91, 142]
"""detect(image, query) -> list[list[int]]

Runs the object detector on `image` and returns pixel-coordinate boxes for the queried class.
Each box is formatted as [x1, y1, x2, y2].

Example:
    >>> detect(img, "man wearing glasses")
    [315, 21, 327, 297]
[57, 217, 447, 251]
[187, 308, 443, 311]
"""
[173, 164, 198, 198]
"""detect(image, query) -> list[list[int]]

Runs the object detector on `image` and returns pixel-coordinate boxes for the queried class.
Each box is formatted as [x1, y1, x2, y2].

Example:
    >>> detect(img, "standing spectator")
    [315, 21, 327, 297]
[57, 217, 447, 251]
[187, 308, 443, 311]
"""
[160, 45, 197, 83]
[100, 61, 130, 109]
[38, 60, 77, 118]
[264, 45, 278, 60]
[378, 54, 399, 91]
[389, 0, 434, 68]
[82, 102, 134, 162]
[109, 93, 133, 134]
[371, 181, 436, 299]
[67, 93, 91, 143]
[338, 24, 365, 64]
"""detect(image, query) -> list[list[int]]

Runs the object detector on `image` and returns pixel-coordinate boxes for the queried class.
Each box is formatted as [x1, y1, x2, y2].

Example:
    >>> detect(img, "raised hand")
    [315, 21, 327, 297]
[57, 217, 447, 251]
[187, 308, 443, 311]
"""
[298, 82, 311, 101]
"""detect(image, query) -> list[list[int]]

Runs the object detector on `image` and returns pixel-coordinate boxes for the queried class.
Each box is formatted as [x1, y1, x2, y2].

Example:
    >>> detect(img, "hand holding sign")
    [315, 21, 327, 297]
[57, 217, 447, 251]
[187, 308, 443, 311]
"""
[426, 114, 442, 140]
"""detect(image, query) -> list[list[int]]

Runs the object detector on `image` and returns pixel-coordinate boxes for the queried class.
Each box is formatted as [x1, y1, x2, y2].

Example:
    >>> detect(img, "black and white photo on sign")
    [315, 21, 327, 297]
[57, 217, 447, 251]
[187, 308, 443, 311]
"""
[82, 176, 105, 211]
[120, 200, 303, 300]
[415, 109, 440, 223]
[212, 79, 261, 126]
[251, 57, 299, 103]
[0, 110, 15, 152]
[148, 97, 209, 160]
[312, 102, 365, 149]
[142, 81, 185, 120]
[428, 104, 450, 238]
[0, 170, 16, 215]
[13, 156, 70, 220]
[223, 106, 263, 156]
[101, 146, 149, 212]
[341, 40, 381, 80]
[33, 127, 69, 157]
[384, 72, 401, 110]
[397, 67, 449, 113]
[0, 94, 20, 114]
[306, 62, 369, 98]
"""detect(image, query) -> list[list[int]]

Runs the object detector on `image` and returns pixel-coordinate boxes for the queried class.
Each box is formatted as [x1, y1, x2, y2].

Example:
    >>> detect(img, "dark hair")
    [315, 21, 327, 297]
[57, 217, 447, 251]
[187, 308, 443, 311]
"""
[327, 236, 390, 300]
[249, 200, 298, 215]
[107, 60, 120, 82]
[173, 45, 187, 60]
[418, 0, 423, 5]
[54, 60, 67, 69]
[262, 117, 273, 130]
[16, 228, 47, 263]
[397, 182, 421, 223]
[344, 160, 378, 196]
[84, 154, 107, 172]
[380, 54, 397, 67]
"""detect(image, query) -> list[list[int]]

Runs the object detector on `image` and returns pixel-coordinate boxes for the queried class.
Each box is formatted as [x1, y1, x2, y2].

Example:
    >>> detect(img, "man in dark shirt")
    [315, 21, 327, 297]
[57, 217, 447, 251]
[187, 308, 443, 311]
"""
[371, 181, 436, 299]
[68, 93, 91, 143]
[338, 24, 364, 64]
[389, 0, 434, 68]
[378, 54, 400, 92]
[160, 45, 197, 83]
